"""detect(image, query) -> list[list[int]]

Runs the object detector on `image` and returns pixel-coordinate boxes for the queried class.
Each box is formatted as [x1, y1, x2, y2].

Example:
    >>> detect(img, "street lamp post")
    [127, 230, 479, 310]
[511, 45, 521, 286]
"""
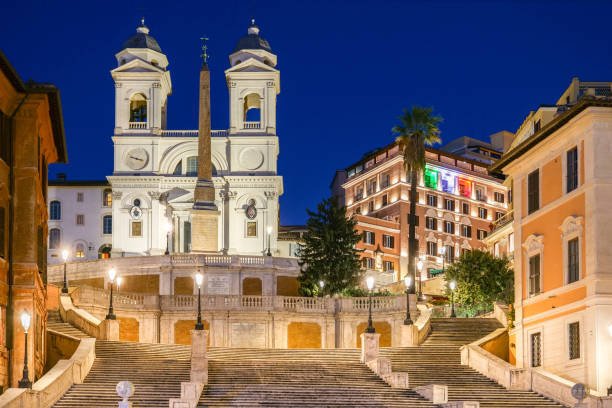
[106, 268, 116, 320]
[18, 310, 31, 388]
[165, 220, 172, 255]
[365, 276, 375, 333]
[61, 249, 69, 294]
[440, 246, 447, 274]
[266, 226, 272, 256]
[450, 280, 457, 318]
[195, 273, 204, 330]
[403, 275, 413, 325]
[318, 280, 325, 297]
[417, 260, 425, 301]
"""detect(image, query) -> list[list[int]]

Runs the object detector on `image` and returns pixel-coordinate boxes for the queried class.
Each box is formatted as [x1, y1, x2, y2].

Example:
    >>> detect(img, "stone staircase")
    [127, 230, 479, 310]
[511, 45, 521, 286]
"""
[53, 341, 191, 407]
[200, 348, 436, 407]
[47, 309, 91, 338]
[380, 318, 565, 407]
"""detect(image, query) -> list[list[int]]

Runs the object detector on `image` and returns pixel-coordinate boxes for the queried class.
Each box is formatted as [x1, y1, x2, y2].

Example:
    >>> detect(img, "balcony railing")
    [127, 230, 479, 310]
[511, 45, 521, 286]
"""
[490, 210, 514, 233]
[243, 122, 261, 129]
[160, 129, 229, 137]
[128, 122, 147, 129]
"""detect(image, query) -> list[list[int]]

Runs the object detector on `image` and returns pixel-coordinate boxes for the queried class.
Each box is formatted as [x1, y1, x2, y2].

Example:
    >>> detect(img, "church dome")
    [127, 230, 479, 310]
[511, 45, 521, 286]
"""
[233, 20, 272, 53]
[122, 19, 162, 53]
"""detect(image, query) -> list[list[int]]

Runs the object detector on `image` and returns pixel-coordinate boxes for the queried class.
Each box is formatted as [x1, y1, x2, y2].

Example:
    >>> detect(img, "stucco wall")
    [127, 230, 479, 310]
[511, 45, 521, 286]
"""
[287, 322, 321, 349]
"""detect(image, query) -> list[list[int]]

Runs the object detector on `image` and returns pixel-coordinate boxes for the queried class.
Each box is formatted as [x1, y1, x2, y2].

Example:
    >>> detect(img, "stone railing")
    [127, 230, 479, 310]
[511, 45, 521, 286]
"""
[128, 122, 147, 129]
[0, 333, 95, 408]
[60, 293, 118, 340]
[72, 285, 406, 315]
[243, 121, 261, 129]
[460, 328, 612, 407]
[160, 129, 228, 137]
[47, 254, 300, 284]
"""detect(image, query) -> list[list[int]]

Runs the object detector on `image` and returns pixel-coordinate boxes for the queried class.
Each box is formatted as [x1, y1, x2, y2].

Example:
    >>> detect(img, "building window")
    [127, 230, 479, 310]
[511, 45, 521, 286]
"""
[475, 187, 485, 202]
[528, 170, 540, 214]
[494, 192, 505, 203]
[381, 194, 388, 207]
[76, 214, 84, 225]
[103, 189, 112, 207]
[102, 215, 112, 235]
[568, 322, 580, 360]
[363, 231, 375, 245]
[445, 245, 454, 262]
[478, 207, 487, 219]
[50, 201, 61, 220]
[366, 178, 377, 195]
[383, 261, 394, 272]
[477, 229, 488, 240]
[129, 93, 147, 122]
[529, 254, 541, 296]
[131, 221, 142, 237]
[363, 257, 374, 269]
[441, 172, 455, 194]
[186, 156, 198, 176]
[382, 234, 394, 249]
[424, 167, 438, 189]
[567, 237, 579, 283]
[77, 192, 84, 202]
[427, 194, 438, 207]
[444, 199, 455, 211]
[461, 224, 472, 238]
[354, 186, 364, 201]
[533, 119, 541, 133]
[183, 221, 192, 252]
[246, 221, 257, 237]
[495, 211, 504, 221]
[49, 228, 60, 249]
[444, 221, 454, 234]
[380, 172, 390, 189]
[368, 201, 374, 213]
[567, 147, 578, 193]
[427, 241, 437, 256]
[173, 161, 183, 175]
[425, 217, 437, 230]
[75, 243, 85, 258]
[462, 202, 470, 215]
[531, 332, 542, 367]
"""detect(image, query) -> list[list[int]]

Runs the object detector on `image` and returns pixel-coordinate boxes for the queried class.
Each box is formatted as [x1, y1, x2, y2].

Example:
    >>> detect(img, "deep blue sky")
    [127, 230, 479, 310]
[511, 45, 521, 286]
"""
[2, 1, 612, 225]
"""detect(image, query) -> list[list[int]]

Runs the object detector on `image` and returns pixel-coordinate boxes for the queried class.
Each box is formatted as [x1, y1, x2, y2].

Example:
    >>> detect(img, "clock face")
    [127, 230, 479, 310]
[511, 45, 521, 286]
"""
[125, 148, 149, 170]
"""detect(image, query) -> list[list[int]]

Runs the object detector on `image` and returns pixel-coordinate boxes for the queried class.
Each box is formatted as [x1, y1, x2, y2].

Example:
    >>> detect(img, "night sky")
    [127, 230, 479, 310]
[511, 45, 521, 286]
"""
[2, 1, 612, 225]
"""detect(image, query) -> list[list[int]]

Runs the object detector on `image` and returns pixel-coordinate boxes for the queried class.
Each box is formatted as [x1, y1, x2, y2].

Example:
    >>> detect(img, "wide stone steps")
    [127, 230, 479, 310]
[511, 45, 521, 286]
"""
[47, 309, 91, 338]
[53, 340, 190, 408]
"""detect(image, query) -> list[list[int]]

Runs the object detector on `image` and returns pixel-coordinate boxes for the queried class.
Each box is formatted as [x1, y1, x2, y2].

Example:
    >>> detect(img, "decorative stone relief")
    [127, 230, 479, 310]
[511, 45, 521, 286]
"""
[559, 215, 583, 240]
[522, 234, 544, 253]
[239, 148, 264, 170]
[148, 191, 162, 200]
[112, 191, 123, 200]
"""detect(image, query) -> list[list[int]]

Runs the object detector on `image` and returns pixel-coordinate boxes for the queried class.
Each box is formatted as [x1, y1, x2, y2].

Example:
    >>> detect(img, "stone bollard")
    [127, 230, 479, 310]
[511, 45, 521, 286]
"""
[360, 332, 380, 363]
[116, 381, 134, 408]
[190, 329, 208, 384]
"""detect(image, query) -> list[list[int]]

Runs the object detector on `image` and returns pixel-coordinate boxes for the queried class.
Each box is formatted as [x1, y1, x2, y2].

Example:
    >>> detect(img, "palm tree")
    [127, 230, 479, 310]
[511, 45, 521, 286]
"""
[393, 106, 442, 297]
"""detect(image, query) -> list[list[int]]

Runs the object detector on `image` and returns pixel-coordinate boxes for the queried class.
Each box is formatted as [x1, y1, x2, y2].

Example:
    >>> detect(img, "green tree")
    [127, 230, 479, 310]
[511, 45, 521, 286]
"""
[393, 106, 442, 287]
[297, 198, 363, 296]
[444, 249, 514, 307]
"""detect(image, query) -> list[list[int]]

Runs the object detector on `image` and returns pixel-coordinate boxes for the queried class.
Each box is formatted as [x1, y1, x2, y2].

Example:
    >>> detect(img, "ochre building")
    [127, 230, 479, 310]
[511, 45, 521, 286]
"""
[0, 50, 67, 389]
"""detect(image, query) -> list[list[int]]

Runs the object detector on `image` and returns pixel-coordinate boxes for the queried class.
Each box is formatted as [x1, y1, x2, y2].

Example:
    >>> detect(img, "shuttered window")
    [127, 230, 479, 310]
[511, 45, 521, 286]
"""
[528, 170, 540, 214]
[566, 147, 578, 193]
[567, 238, 579, 283]
[529, 254, 541, 296]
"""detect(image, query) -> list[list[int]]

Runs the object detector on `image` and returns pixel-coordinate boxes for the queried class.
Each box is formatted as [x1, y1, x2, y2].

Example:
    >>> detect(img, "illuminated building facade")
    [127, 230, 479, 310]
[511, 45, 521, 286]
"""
[332, 142, 508, 286]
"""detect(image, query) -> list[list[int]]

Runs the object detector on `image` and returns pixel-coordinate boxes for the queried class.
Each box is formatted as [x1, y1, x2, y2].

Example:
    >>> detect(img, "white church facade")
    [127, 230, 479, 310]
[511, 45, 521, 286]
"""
[48, 20, 291, 263]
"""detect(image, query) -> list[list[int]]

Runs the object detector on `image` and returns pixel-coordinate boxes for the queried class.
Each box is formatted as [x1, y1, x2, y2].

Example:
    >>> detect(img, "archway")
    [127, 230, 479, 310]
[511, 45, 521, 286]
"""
[98, 244, 112, 259]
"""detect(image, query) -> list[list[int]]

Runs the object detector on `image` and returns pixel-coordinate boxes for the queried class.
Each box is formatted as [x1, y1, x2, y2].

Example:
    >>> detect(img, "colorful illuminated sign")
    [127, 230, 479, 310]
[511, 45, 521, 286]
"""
[424, 167, 438, 189]
[458, 177, 472, 198]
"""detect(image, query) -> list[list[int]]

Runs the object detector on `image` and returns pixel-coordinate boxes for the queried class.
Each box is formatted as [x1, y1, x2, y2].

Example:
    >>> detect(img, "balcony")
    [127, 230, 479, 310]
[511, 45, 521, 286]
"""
[243, 122, 261, 129]
[490, 210, 514, 233]
[128, 122, 147, 129]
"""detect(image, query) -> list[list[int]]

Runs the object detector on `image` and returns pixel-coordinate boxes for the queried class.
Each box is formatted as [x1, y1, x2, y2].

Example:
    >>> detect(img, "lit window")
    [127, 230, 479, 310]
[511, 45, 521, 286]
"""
[458, 178, 472, 198]
[103, 189, 112, 207]
[50, 201, 61, 220]
[75, 243, 85, 258]
[440, 172, 455, 194]
[382, 234, 394, 248]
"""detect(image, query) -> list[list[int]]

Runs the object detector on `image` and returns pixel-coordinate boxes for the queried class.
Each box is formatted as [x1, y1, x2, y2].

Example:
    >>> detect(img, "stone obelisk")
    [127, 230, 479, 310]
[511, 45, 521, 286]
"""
[190, 39, 219, 252]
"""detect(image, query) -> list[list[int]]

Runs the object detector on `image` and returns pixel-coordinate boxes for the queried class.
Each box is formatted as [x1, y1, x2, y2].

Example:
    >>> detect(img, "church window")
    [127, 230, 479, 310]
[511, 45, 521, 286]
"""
[186, 156, 198, 176]
[49, 228, 60, 249]
[246, 221, 257, 237]
[129, 94, 147, 123]
[50, 201, 61, 220]
[131, 221, 142, 237]
[103, 215, 112, 235]
[173, 161, 182, 175]
[103, 189, 112, 207]
[75, 243, 85, 258]
[133, 199, 141, 207]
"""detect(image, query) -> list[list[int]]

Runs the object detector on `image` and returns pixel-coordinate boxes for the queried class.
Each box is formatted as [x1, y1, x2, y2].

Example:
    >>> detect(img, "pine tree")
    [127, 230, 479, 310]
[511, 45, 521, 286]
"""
[297, 198, 363, 296]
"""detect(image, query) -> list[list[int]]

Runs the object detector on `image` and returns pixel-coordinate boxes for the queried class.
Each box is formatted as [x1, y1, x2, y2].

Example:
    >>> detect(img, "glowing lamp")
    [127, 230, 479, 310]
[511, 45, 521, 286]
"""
[62, 250, 69, 262]
[366, 276, 374, 290]
[404, 276, 412, 288]
[267, 225, 272, 234]
[116, 277, 123, 291]
[20, 310, 31, 333]
[108, 268, 116, 283]
[417, 260, 423, 271]
[195, 273, 203, 288]
[450, 281, 456, 291]
[319, 280, 324, 288]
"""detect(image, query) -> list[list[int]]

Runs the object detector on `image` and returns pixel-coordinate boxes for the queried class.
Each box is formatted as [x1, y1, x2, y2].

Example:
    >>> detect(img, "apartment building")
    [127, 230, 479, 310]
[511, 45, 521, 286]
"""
[332, 140, 508, 287]
[490, 84, 612, 393]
